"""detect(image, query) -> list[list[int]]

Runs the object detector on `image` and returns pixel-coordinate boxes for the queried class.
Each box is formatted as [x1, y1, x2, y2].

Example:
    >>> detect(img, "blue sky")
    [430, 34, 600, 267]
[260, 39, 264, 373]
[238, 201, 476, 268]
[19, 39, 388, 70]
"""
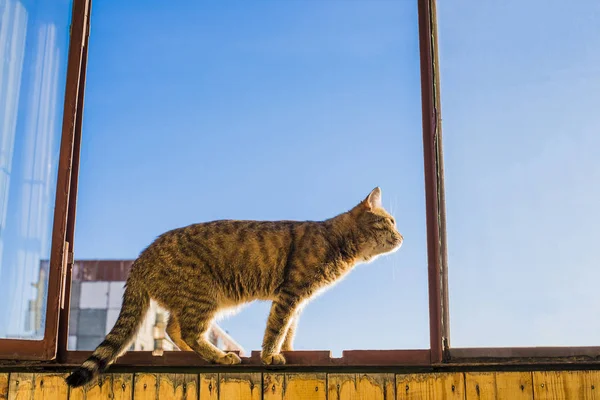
[72, 0, 600, 354]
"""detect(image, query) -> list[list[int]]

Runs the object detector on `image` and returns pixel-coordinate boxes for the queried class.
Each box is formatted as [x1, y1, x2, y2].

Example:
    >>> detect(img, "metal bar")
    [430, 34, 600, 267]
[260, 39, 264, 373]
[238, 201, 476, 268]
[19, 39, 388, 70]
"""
[417, 0, 448, 363]
[57, 0, 92, 363]
[0, 0, 91, 360]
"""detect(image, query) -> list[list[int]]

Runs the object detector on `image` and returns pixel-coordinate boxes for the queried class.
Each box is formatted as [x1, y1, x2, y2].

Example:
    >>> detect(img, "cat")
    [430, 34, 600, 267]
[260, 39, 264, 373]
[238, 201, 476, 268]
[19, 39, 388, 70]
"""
[66, 187, 403, 387]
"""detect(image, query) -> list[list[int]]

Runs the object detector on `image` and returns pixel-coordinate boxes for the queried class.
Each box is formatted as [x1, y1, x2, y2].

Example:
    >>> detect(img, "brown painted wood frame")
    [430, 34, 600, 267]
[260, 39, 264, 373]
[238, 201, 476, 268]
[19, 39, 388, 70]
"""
[0, 0, 91, 360]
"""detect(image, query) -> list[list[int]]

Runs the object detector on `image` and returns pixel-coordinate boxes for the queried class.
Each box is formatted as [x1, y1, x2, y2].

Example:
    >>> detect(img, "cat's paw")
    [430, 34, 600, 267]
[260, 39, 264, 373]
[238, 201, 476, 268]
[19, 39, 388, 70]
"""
[216, 352, 242, 365]
[261, 353, 286, 365]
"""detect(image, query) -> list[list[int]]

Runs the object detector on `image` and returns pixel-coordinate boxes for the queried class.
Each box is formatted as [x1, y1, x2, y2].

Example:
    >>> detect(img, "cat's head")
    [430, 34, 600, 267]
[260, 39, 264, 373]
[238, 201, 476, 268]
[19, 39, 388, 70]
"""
[350, 187, 403, 263]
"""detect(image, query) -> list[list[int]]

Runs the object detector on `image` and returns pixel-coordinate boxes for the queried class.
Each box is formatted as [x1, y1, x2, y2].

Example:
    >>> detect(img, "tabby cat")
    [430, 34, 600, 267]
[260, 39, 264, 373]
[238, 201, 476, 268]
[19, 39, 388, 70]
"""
[66, 187, 403, 387]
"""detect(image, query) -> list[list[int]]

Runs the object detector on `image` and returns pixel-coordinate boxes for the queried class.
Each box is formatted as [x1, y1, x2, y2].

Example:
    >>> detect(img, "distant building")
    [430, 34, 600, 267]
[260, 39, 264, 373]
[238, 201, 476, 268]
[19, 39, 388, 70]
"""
[33, 260, 245, 355]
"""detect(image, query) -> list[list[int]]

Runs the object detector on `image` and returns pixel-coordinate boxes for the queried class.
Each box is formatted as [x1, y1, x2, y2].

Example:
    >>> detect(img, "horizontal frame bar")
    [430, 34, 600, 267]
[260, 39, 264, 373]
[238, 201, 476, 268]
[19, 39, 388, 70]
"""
[449, 347, 600, 362]
[61, 349, 432, 368]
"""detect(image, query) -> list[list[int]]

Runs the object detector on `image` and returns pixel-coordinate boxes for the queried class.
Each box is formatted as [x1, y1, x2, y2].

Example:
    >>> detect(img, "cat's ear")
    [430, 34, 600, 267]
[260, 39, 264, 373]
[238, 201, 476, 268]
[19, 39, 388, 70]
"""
[363, 187, 382, 210]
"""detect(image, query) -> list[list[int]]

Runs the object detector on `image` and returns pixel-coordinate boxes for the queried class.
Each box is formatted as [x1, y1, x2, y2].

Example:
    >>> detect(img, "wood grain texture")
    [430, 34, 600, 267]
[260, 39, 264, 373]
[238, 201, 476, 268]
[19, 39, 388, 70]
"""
[534, 370, 600, 400]
[219, 373, 260, 400]
[495, 372, 533, 400]
[466, 372, 495, 399]
[328, 373, 394, 400]
[263, 374, 284, 400]
[134, 373, 158, 400]
[158, 374, 198, 400]
[0, 374, 8, 400]
[7, 370, 600, 399]
[199, 374, 218, 400]
[68, 374, 112, 400]
[33, 374, 68, 400]
[112, 375, 134, 400]
[396, 373, 464, 400]
[8, 373, 34, 400]
[283, 373, 326, 400]
[465, 372, 533, 400]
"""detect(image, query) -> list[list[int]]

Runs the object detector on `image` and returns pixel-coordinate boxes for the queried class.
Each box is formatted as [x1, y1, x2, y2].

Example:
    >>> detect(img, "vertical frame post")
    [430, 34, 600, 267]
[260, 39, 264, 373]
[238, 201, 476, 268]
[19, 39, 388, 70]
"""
[57, 0, 92, 362]
[418, 0, 450, 364]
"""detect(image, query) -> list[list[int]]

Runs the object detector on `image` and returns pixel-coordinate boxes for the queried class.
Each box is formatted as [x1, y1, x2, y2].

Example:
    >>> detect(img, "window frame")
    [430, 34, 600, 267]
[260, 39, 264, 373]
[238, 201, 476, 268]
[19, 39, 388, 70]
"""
[0, 0, 91, 361]
[55, 0, 443, 367]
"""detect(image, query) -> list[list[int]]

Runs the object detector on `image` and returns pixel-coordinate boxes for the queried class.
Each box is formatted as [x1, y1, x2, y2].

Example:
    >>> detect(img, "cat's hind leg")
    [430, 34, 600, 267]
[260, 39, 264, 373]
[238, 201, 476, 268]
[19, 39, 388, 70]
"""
[166, 314, 193, 351]
[179, 304, 241, 365]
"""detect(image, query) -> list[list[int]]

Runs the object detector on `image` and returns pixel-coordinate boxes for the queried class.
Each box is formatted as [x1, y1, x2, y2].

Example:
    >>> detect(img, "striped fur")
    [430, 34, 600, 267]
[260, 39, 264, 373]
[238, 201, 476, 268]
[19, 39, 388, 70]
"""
[66, 187, 403, 386]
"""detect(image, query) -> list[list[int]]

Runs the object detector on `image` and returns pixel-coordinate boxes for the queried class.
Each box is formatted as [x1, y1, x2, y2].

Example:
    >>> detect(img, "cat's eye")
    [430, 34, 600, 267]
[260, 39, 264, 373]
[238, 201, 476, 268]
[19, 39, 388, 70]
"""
[389, 217, 395, 225]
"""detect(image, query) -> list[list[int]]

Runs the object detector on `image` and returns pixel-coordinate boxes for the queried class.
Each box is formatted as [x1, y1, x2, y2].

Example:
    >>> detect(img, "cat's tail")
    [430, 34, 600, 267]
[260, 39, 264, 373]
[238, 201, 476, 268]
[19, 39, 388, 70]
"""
[65, 277, 150, 387]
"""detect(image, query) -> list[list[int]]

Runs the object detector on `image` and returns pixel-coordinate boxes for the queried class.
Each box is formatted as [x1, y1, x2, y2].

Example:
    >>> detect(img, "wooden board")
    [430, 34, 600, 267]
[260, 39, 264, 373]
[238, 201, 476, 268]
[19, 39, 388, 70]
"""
[328, 373, 394, 400]
[68, 374, 111, 400]
[533, 370, 600, 400]
[8, 373, 34, 400]
[33, 374, 68, 400]
[1, 374, 8, 400]
[495, 372, 534, 400]
[199, 374, 218, 400]
[158, 374, 198, 400]
[112, 374, 134, 400]
[466, 372, 496, 400]
[263, 374, 284, 400]
[283, 373, 326, 400]
[134, 373, 158, 400]
[219, 373, 261, 400]
[397, 373, 464, 400]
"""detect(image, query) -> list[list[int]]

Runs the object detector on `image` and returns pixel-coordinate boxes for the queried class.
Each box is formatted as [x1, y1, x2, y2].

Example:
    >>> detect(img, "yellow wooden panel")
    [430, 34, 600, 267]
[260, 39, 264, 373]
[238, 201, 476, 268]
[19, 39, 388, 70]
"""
[112, 374, 134, 400]
[219, 373, 261, 400]
[328, 374, 355, 400]
[199, 374, 218, 400]
[33, 374, 68, 400]
[533, 370, 600, 400]
[397, 373, 464, 400]
[68, 374, 110, 400]
[495, 372, 533, 400]
[1, 374, 9, 400]
[263, 374, 284, 400]
[465, 372, 496, 399]
[158, 374, 198, 400]
[8, 373, 34, 400]
[328, 374, 394, 400]
[134, 373, 158, 400]
[283, 373, 326, 400]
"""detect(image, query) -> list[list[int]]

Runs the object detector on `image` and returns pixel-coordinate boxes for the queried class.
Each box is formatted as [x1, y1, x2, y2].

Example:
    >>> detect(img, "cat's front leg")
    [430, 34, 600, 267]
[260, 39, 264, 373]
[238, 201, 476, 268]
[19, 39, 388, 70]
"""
[281, 309, 301, 351]
[261, 297, 300, 365]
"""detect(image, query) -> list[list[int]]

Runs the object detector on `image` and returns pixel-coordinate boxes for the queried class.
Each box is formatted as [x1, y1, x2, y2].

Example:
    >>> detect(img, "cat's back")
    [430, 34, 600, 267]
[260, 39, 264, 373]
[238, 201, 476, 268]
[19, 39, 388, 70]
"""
[143, 219, 318, 269]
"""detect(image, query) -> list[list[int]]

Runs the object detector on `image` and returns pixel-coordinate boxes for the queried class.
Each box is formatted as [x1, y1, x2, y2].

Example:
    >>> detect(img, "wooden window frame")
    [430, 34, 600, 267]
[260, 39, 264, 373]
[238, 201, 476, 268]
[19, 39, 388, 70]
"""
[2, 0, 600, 369]
[0, 0, 91, 361]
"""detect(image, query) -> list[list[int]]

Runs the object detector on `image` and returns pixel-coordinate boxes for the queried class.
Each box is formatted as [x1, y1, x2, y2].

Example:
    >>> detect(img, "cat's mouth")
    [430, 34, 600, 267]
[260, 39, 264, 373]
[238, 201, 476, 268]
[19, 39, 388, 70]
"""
[387, 235, 403, 251]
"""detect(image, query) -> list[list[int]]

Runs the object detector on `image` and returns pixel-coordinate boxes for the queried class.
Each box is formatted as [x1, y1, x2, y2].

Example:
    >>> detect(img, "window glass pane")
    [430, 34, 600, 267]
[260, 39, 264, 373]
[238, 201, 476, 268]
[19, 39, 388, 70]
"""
[71, 0, 428, 355]
[439, 1, 600, 347]
[0, 0, 74, 340]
